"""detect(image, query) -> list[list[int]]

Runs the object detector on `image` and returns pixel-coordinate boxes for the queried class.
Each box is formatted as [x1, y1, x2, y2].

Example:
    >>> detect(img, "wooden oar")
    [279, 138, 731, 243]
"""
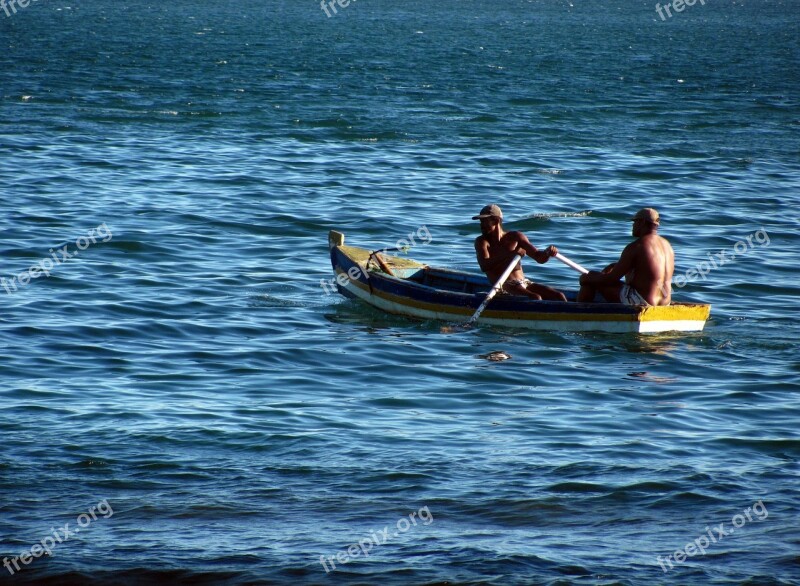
[443, 251, 584, 332]
[460, 254, 521, 328]
[371, 251, 395, 276]
[554, 252, 589, 275]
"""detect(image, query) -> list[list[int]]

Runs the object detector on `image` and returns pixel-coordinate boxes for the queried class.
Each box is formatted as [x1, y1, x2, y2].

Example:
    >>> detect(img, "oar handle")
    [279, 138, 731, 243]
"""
[554, 252, 589, 275]
[465, 255, 520, 327]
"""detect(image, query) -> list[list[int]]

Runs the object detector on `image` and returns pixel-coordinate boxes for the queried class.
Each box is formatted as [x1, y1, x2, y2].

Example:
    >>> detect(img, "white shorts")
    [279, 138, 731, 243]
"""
[620, 284, 650, 306]
[506, 278, 532, 289]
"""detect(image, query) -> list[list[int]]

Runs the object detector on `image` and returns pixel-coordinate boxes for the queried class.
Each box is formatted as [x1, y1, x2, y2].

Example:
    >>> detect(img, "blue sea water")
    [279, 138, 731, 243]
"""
[1, 0, 799, 584]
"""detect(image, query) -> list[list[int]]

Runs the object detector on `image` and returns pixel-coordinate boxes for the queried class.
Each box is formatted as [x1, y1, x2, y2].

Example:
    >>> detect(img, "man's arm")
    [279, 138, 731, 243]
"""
[580, 242, 637, 286]
[514, 232, 557, 264]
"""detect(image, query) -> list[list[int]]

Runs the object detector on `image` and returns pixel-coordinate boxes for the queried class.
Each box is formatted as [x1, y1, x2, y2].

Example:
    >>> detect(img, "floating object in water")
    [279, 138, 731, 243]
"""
[480, 351, 512, 362]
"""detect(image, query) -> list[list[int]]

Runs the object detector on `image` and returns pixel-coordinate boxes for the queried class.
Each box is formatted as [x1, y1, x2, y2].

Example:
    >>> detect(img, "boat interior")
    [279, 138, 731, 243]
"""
[376, 265, 582, 302]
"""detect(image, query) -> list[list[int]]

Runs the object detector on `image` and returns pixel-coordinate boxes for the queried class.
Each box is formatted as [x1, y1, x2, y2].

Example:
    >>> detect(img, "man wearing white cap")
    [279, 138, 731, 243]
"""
[577, 208, 674, 306]
[473, 204, 566, 301]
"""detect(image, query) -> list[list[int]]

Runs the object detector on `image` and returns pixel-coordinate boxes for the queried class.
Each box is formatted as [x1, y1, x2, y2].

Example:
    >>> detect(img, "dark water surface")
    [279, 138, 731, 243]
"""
[1, 0, 799, 584]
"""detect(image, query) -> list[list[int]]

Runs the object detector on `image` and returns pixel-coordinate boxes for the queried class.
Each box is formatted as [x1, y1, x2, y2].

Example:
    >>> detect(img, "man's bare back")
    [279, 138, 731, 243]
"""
[577, 208, 674, 306]
[624, 233, 674, 305]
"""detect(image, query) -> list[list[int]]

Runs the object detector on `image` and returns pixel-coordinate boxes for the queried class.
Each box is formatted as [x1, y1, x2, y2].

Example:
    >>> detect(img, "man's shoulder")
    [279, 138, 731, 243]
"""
[656, 233, 673, 247]
[624, 238, 643, 252]
[640, 233, 672, 248]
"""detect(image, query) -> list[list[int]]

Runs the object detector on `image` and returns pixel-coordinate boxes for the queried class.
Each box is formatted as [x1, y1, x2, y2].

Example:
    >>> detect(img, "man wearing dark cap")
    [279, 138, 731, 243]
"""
[473, 204, 566, 301]
[577, 208, 674, 306]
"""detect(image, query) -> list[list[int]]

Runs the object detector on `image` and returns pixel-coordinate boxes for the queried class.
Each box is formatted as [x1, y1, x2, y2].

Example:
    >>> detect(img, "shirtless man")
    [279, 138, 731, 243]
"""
[473, 204, 567, 301]
[577, 208, 674, 306]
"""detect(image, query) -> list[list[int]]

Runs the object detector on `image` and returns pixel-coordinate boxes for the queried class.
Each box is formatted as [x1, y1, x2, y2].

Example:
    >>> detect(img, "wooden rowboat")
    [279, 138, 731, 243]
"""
[327, 231, 710, 333]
